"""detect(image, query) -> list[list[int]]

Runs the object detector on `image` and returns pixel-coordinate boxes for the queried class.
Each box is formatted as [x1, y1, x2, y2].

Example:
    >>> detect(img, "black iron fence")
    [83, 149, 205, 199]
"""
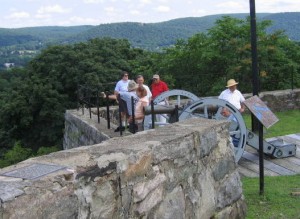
[76, 85, 180, 135]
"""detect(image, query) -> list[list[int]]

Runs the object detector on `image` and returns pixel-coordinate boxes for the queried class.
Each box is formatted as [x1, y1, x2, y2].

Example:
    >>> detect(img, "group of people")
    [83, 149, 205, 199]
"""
[105, 71, 169, 133]
[106, 70, 245, 133]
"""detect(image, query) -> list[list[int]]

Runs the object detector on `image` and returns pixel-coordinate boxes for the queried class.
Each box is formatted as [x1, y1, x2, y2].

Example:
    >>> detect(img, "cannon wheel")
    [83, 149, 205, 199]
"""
[153, 89, 200, 123]
[179, 98, 247, 162]
[153, 89, 200, 105]
[143, 90, 199, 129]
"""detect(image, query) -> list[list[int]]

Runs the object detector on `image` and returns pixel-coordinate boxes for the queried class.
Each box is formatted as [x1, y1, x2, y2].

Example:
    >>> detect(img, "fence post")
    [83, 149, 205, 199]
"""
[96, 88, 100, 123]
[106, 92, 110, 129]
[151, 100, 155, 129]
[131, 96, 136, 134]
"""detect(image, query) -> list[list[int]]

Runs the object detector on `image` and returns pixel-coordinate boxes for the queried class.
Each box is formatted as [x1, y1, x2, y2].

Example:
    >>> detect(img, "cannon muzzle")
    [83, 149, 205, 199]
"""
[144, 105, 176, 115]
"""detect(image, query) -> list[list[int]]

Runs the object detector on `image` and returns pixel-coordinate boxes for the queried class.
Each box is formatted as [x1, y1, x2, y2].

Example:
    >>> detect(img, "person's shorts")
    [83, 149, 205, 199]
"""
[117, 94, 128, 114]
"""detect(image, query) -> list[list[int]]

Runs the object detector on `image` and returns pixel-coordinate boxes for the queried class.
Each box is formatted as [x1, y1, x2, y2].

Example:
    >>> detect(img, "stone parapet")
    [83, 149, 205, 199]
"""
[63, 109, 110, 150]
[0, 118, 246, 219]
[257, 89, 300, 112]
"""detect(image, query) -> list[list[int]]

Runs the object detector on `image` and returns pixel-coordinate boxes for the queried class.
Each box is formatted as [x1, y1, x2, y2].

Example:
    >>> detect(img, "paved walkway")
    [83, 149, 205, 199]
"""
[238, 133, 300, 177]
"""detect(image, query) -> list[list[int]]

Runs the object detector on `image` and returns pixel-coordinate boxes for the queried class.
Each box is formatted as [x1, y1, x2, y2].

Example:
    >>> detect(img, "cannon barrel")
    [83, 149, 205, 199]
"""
[144, 105, 176, 115]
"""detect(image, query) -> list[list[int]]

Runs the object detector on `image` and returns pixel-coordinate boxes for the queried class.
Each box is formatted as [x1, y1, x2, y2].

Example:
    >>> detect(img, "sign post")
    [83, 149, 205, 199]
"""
[249, 0, 265, 195]
[244, 95, 279, 195]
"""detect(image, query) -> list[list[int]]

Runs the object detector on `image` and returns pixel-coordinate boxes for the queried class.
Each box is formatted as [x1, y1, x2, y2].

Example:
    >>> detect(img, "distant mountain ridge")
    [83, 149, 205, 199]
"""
[0, 12, 299, 52]
[66, 12, 300, 50]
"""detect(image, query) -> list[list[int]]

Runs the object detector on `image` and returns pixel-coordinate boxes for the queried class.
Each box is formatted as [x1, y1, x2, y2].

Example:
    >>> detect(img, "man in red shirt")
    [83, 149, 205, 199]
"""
[150, 74, 169, 125]
[151, 74, 169, 99]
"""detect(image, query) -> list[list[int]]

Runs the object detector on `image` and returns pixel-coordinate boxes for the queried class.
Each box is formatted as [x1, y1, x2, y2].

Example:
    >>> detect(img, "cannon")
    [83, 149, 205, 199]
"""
[144, 90, 296, 162]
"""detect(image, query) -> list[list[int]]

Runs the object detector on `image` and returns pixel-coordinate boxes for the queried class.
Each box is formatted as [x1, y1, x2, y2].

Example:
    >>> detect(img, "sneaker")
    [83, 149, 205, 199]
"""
[114, 126, 125, 132]
[100, 92, 106, 98]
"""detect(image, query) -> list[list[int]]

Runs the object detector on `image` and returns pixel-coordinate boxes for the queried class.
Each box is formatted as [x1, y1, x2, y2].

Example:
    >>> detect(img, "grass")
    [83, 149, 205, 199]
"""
[242, 175, 300, 219]
[243, 110, 300, 138]
[242, 110, 300, 218]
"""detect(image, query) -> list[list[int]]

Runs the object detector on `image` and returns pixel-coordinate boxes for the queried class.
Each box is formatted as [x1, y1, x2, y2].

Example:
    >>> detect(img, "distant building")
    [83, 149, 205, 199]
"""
[4, 63, 15, 68]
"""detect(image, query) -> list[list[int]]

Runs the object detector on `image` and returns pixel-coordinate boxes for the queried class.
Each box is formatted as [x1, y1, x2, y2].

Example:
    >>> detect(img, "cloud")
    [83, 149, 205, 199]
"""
[82, 0, 104, 3]
[130, 10, 141, 15]
[64, 16, 100, 25]
[216, 1, 248, 11]
[104, 6, 123, 16]
[35, 13, 51, 19]
[37, 4, 71, 14]
[6, 11, 30, 19]
[192, 9, 207, 16]
[104, 7, 117, 13]
[257, 0, 300, 12]
[155, 5, 170, 12]
[140, 0, 152, 4]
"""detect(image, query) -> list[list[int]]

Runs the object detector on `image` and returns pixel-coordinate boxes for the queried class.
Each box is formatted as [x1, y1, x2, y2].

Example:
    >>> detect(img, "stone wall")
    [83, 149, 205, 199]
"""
[0, 118, 246, 219]
[63, 110, 110, 150]
[256, 89, 300, 112]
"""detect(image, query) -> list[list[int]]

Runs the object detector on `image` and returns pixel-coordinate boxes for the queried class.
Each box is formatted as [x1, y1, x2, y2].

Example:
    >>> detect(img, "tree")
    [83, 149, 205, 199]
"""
[155, 16, 300, 96]
[0, 37, 156, 153]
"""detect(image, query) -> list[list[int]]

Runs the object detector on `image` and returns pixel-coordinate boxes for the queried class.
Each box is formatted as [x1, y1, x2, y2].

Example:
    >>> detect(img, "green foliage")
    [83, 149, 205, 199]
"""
[242, 174, 300, 219]
[243, 110, 300, 138]
[36, 146, 60, 156]
[0, 141, 32, 168]
[155, 16, 300, 97]
[0, 37, 152, 153]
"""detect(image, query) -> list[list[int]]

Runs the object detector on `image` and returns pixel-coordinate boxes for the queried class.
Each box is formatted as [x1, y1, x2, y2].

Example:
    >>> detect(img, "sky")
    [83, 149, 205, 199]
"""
[1, 0, 299, 28]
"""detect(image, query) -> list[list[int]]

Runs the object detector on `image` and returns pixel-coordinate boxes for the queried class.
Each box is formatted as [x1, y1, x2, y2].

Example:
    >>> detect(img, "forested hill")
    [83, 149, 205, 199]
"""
[74, 12, 300, 49]
[0, 12, 299, 53]
[67, 13, 271, 50]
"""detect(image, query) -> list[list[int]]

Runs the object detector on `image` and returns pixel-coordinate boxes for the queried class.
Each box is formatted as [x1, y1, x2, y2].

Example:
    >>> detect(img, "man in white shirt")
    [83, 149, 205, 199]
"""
[135, 75, 152, 102]
[218, 79, 245, 116]
[219, 79, 245, 148]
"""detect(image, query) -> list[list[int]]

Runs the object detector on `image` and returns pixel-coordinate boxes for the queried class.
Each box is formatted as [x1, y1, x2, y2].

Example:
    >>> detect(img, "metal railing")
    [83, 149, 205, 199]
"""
[76, 85, 179, 135]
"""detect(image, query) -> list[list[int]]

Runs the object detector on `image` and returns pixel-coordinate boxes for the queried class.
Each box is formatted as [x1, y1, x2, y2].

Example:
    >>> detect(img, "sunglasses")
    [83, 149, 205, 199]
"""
[123, 74, 129, 77]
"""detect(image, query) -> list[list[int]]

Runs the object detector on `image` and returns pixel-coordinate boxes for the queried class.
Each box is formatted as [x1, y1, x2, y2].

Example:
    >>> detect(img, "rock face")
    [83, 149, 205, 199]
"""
[0, 118, 246, 219]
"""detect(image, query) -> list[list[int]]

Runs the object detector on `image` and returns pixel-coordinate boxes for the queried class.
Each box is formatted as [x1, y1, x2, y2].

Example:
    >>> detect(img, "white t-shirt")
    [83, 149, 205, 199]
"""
[218, 89, 245, 110]
[142, 84, 152, 101]
[115, 79, 130, 92]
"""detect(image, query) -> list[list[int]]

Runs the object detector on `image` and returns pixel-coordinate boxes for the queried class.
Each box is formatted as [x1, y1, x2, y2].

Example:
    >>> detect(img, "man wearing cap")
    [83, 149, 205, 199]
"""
[151, 74, 168, 99]
[151, 74, 169, 124]
[218, 79, 245, 116]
